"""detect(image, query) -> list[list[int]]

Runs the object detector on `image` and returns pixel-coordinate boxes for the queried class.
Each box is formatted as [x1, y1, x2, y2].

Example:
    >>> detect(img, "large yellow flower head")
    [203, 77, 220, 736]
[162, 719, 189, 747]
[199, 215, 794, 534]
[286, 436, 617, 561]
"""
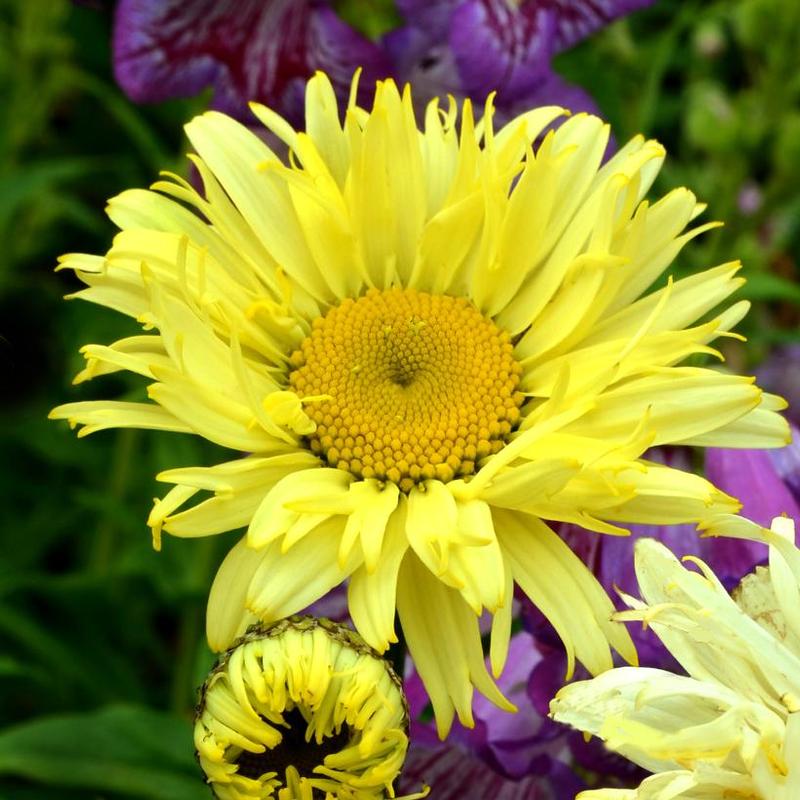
[551, 517, 800, 799]
[52, 72, 788, 736]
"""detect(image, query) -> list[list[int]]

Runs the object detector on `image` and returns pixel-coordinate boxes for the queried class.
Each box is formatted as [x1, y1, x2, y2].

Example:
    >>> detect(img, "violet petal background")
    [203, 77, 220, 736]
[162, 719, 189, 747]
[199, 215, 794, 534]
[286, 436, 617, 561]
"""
[550, 0, 658, 51]
[757, 345, 800, 424]
[113, 0, 390, 123]
[394, 0, 460, 36]
[299, 583, 350, 622]
[388, 0, 655, 115]
[706, 444, 800, 528]
[449, 0, 556, 102]
[401, 633, 582, 796]
[768, 425, 800, 498]
[398, 743, 582, 800]
[509, 70, 600, 114]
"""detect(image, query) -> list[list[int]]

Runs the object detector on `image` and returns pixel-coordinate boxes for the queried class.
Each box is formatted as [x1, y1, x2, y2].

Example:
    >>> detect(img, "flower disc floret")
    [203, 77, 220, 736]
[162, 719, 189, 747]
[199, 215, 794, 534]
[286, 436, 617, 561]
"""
[289, 288, 524, 491]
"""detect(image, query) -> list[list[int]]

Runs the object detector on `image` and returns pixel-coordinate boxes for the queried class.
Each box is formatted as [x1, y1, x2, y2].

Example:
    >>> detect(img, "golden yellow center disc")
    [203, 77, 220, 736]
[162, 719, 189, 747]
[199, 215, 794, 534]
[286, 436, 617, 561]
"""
[289, 288, 524, 492]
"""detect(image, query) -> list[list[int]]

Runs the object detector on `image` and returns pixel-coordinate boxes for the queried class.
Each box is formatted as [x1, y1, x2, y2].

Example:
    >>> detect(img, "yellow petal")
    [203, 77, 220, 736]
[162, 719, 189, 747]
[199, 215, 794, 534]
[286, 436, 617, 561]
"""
[396, 551, 513, 738]
[206, 536, 263, 651]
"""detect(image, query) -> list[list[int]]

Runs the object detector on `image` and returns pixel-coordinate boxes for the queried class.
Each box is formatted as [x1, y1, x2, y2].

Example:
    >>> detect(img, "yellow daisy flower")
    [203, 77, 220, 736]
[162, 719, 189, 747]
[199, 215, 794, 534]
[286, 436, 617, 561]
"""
[51, 72, 788, 736]
[195, 617, 422, 800]
[551, 517, 800, 799]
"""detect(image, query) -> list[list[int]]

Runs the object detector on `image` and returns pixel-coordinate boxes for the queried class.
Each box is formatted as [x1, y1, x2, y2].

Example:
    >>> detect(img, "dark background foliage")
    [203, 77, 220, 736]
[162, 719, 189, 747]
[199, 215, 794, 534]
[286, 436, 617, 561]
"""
[0, 0, 798, 796]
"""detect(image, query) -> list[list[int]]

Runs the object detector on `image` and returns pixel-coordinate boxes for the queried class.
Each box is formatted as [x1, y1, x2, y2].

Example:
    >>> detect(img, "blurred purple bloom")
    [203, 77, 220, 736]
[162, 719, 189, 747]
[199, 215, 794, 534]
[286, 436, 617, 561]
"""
[449, 1, 556, 105]
[300, 583, 350, 622]
[111, 0, 657, 139]
[549, 0, 659, 50]
[706, 423, 800, 532]
[399, 745, 579, 799]
[113, 0, 391, 124]
[737, 181, 763, 215]
[757, 346, 800, 424]
[768, 424, 800, 499]
[386, 0, 656, 118]
[398, 632, 583, 798]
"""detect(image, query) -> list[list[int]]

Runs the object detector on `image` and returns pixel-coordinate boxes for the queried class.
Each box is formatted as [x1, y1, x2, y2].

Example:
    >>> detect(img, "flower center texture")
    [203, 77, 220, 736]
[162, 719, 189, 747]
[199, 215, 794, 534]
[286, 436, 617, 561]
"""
[289, 288, 524, 491]
[235, 707, 351, 781]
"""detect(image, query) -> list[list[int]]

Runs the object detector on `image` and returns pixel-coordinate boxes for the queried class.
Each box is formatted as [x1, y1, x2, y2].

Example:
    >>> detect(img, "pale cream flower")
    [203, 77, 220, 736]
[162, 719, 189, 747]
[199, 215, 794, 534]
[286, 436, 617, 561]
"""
[551, 517, 800, 799]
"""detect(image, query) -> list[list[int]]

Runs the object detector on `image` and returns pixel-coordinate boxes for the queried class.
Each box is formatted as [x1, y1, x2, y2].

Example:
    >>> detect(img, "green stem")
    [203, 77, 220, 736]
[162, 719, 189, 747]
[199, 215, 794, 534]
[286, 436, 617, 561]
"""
[170, 536, 218, 714]
[89, 428, 137, 574]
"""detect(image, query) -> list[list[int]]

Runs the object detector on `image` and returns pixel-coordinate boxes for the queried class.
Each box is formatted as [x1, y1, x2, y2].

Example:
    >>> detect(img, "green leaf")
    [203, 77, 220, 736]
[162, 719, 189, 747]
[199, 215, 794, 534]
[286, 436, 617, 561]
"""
[0, 705, 204, 800]
[0, 785, 92, 800]
[0, 159, 106, 226]
[742, 272, 800, 305]
[62, 69, 176, 172]
[0, 656, 47, 682]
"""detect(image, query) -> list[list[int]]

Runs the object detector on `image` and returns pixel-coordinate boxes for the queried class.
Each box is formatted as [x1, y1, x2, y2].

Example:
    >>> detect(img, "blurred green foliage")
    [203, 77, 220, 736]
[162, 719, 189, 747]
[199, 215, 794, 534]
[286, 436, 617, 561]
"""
[0, 0, 798, 797]
[0, 1, 227, 796]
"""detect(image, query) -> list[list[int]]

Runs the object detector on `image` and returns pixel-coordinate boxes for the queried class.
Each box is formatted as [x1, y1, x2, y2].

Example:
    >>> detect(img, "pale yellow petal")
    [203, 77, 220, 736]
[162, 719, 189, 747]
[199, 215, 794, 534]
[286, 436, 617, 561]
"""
[564, 368, 762, 446]
[73, 336, 170, 384]
[339, 480, 400, 570]
[405, 480, 459, 577]
[495, 509, 636, 676]
[49, 400, 191, 437]
[246, 517, 358, 621]
[489, 552, 515, 677]
[247, 468, 351, 549]
[147, 371, 280, 452]
[584, 262, 744, 347]
[303, 72, 349, 187]
[680, 398, 790, 449]
[207, 536, 263, 651]
[157, 453, 316, 538]
[600, 462, 740, 525]
[184, 112, 332, 302]
[348, 501, 409, 653]
[396, 551, 513, 738]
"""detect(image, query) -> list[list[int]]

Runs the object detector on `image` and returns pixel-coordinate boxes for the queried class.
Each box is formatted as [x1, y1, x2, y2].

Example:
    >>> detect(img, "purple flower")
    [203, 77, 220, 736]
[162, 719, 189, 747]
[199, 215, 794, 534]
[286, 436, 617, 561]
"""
[386, 0, 656, 119]
[112, 0, 391, 124]
[706, 423, 800, 528]
[757, 346, 800, 425]
[399, 744, 580, 799]
[449, 1, 556, 106]
[300, 583, 350, 622]
[398, 632, 583, 798]
[737, 181, 764, 215]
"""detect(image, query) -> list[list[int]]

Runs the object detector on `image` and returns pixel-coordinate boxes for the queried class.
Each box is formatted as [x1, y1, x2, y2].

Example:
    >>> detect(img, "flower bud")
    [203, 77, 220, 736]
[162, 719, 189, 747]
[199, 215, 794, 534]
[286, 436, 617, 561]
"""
[195, 617, 419, 799]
